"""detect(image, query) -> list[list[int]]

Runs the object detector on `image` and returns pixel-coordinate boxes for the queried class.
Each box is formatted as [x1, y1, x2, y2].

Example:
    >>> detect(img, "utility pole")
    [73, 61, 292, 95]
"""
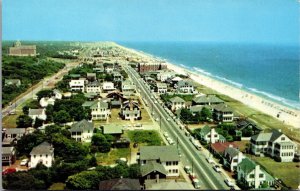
[159, 115, 162, 132]
[192, 158, 194, 174]
[177, 137, 179, 150]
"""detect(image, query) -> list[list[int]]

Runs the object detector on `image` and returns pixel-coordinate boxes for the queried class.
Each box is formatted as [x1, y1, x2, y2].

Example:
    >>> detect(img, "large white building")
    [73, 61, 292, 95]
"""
[86, 81, 101, 94]
[102, 82, 115, 92]
[69, 119, 94, 143]
[168, 96, 186, 111]
[250, 130, 296, 162]
[69, 79, 85, 92]
[139, 146, 180, 178]
[30, 141, 54, 168]
[91, 100, 110, 120]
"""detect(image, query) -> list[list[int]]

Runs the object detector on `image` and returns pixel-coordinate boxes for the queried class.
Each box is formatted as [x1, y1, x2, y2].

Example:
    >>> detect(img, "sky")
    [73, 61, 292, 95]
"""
[2, 0, 299, 44]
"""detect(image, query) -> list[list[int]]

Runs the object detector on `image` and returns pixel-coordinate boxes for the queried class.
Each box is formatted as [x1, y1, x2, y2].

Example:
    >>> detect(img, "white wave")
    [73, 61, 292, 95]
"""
[193, 67, 212, 76]
[214, 75, 243, 88]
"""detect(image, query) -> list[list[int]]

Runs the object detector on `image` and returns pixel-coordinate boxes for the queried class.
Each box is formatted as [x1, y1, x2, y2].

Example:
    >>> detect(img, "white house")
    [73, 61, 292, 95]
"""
[199, 126, 226, 144]
[156, 82, 168, 94]
[53, 89, 62, 100]
[169, 96, 186, 111]
[69, 79, 85, 92]
[102, 82, 115, 92]
[157, 71, 176, 82]
[91, 100, 110, 120]
[39, 97, 55, 108]
[86, 81, 101, 94]
[121, 80, 136, 93]
[120, 100, 141, 120]
[250, 130, 296, 162]
[175, 80, 196, 94]
[237, 157, 274, 189]
[213, 104, 234, 123]
[223, 145, 246, 171]
[69, 119, 94, 143]
[28, 108, 47, 122]
[30, 141, 54, 168]
[139, 146, 180, 178]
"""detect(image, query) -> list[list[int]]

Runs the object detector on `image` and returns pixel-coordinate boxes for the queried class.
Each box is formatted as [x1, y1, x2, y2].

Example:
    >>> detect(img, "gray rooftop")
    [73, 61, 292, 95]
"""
[251, 130, 283, 142]
[193, 95, 224, 104]
[224, 146, 240, 158]
[139, 146, 180, 162]
[70, 119, 94, 132]
[91, 100, 109, 109]
[213, 103, 233, 112]
[82, 101, 98, 108]
[2, 147, 15, 155]
[102, 124, 123, 134]
[141, 161, 168, 177]
[28, 108, 45, 116]
[169, 96, 185, 103]
[30, 141, 54, 155]
[4, 128, 26, 135]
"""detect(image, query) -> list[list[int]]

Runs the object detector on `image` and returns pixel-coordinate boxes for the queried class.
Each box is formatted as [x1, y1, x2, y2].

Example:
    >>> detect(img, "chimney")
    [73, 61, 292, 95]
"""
[254, 165, 260, 189]
[156, 174, 159, 183]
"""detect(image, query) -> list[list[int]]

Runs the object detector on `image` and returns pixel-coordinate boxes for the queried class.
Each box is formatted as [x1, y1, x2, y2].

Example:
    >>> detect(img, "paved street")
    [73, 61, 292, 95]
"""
[124, 64, 233, 190]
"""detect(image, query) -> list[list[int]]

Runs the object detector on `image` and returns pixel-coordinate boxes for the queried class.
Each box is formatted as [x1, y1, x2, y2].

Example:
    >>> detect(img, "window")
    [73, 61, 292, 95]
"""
[169, 169, 172, 173]
[46, 154, 48, 158]
[259, 174, 264, 178]
[281, 137, 285, 141]
[249, 174, 254, 178]
[40, 155, 42, 158]
[34, 155, 36, 158]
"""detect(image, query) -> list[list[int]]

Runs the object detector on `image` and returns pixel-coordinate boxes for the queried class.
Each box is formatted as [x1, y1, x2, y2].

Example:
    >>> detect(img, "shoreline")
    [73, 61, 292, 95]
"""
[116, 44, 300, 129]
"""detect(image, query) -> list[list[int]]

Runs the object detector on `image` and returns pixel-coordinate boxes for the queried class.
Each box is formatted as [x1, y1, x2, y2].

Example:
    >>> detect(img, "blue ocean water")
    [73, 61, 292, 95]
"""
[119, 42, 300, 110]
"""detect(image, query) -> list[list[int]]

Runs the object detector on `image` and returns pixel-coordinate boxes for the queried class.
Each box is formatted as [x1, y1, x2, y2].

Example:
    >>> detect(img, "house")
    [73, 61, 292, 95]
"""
[28, 108, 47, 122]
[198, 125, 226, 144]
[175, 80, 196, 94]
[171, 76, 183, 83]
[99, 178, 141, 190]
[86, 73, 96, 81]
[102, 82, 115, 92]
[138, 62, 167, 73]
[235, 119, 262, 137]
[93, 64, 104, 73]
[9, 41, 36, 56]
[213, 104, 234, 122]
[104, 63, 115, 73]
[121, 80, 136, 93]
[156, 82, 168, 94]
[69, 119, 94, 142]
[144, 179, 194, 190]
[139, 146, 180, 179]
[69, 74, 81, 79]
[69, 79, 85, 92]
[4, 79, 21, 87]
[250, 130, 296, 162]
[2, 128, 26, 145]
[53, 89, 62, 100]
[30, 141, 54, 168]
[112, 71, 123, 82]
[86, 81, 101, 93]
[84, 92, 99, 100]
[120, 100, 141, 120]
[237, 157, 274, 189]
[210, 142, 238, 156]
[189, 105, 213, 115]
[223, 145, 246, 171]
[82, 101, 98, 108]
[168, 96, 186, 111]
[102, 124, 123, 139]
[91, 100, 110, 120]
[39, 97, 55, 108]
[192, 94, 224, 106]
[2, 147, 16, 166]
[157, 70, 176, 82]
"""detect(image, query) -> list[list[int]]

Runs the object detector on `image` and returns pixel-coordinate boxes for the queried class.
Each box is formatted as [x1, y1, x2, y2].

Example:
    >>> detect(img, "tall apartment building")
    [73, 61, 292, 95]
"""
[138, 62, 167, 73]
[9, 41, 36, 56]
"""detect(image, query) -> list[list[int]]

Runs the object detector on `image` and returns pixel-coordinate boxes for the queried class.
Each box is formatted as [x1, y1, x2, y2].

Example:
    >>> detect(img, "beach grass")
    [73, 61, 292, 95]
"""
[249, 155, 300, 189]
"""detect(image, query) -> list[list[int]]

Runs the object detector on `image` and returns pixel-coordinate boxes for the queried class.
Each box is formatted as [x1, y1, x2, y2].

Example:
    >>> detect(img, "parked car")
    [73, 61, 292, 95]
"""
[2, 168, 16, 175]
[163, 132, 169, 138]
[184, 165, 192, 174]
[189, 172, 196, 180]
[20, 159, 29, 166]
[213, 165, 221, 173]
[192, 178, 201, 189]
[225, 178, 235, 187]
[206, 157, 214, 164]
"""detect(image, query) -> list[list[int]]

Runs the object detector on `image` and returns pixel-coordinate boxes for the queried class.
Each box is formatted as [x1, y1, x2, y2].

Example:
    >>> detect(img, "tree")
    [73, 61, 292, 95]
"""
[34, 118, 44, 128]
[36, 89, 54, 101]
[3, 172, 46, 190]
[22, 105, 29, 115]
[16, 115, 33, 128]
[89, 156, 97, 167]
[200, 107, 212, 121]
[15, 130, 46, 156]
[91, 133, 111, 153]
[53, 110, 72, 124]
[66, 171, 100, 190]
[45, 125, 61, 137]
[128, 164, 141, 178]
[45, 105, 54, 122]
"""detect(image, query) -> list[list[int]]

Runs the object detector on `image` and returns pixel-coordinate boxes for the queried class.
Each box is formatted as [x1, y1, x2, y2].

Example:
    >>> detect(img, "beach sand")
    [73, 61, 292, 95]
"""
[117, 44, 300, 129]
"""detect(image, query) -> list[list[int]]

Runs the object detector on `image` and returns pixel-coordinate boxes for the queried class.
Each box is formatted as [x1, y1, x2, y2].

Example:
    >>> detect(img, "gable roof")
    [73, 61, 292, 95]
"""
[224, 146, 240, 158]
[139, 146, 180, 162]
[30, 141, 54, 155]
[211, 142, 239, 154]
[4, 128, 26, 135]
[177, 80, 194, 87]
[200, 125, 211, 136]
[251, 130, 283, 142]
[214, 103, 233, 112]
[2, 146, 15, 155]
[82, 101, 98, 108]
[70, 119, 93, 132]
[238, 157, 257, 174]
[102, 124, 123, 134]
[28, 108, 45, 116]
[141, 161, 168, 177]
[99, 178, 141, 190]
[169, 96, 185, 103]
[91, 100, 109, 109]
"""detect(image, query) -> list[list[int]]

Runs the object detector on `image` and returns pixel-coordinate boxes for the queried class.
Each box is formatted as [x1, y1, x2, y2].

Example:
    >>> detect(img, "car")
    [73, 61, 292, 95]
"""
[20, 159, 29, 166]
[225, 178, 235, 187]
[192, 178, 201, 189]
[163, 132, 169, 137]
[206, 157, 214, 164]
[213, 165, 221, 173]
[167, 118, 171, 121]
[2, 168, 16, 175]
[189, 172, 196, 180]
[184, 165, 192, 174]
[155, 118, 159, 121]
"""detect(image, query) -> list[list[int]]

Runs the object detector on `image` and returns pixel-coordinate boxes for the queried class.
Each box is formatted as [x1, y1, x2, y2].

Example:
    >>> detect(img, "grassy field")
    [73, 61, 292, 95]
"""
[249, 156, 300, 189]
[96, 148, 130, 165]
[48, 183, 66, 190]
[2, 98, 32, 128]
[196, 85, 300, 143]
[127, 130, 163, 146]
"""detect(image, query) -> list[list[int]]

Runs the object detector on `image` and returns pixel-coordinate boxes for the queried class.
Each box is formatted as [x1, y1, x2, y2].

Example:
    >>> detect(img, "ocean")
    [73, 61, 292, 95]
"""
[119, 42, 300, 110]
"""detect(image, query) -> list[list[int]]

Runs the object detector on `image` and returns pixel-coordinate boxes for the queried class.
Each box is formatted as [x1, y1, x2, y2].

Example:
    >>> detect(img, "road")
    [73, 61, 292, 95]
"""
[124, 65, 232, 190]
[2, 61, 80, 118]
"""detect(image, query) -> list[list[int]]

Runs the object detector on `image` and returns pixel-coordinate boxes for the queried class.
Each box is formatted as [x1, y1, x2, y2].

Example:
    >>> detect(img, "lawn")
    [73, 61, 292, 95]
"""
[2, 98, 32, 128]
[161, 94, 195, 102]
[250, 156, 300, 189]
[48, 183, 66, 190]
[127, 130, 163, 146]
[96, 148, 130, 165]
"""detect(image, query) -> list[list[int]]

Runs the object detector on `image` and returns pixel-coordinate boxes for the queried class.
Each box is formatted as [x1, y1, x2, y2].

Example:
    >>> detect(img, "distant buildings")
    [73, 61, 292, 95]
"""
[139, 146, 180, 178]
[2, 147, 16, 166]
[69, 119, 94, 142]
[9, 41, 36, 56]
[4, 79, 21, 87]
[250, 130, 296, 162]
[30, 141, 54, 168]
[138, 62, 167, 73]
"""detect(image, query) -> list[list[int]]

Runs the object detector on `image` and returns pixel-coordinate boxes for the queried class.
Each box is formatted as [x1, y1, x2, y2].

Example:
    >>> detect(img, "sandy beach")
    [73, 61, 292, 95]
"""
[117, 44, 300, 129]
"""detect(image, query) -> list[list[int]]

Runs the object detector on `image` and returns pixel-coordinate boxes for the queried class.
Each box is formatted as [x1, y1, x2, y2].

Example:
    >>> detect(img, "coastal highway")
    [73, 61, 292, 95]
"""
[2, 61, 80, 119]
[124, 65, 230, 190]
